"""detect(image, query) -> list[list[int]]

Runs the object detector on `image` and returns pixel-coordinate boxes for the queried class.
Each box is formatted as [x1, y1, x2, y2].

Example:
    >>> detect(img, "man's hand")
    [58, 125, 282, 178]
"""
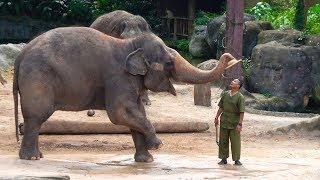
[214, 117, 219, 127]
[236, 123, 242, 133]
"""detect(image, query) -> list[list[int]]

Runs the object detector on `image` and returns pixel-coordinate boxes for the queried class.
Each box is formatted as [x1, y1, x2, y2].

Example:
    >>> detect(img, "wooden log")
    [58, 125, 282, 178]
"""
[2, 175, 70, 180]
[194, 83, 211, 107]
[19, 121, 209, 135]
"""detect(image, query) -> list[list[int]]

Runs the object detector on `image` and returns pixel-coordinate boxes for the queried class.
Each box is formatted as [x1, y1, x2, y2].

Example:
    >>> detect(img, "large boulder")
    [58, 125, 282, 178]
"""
[306, 35, 320, 47]
[206, 14, 256, 58]
[301, 45, 320, 103]
[189, 25, 211, 58]
[257, 29, 304, 45]
[247, 41, 313, 110]
[0, 43, 26, 70]
[215, 21, 273, 59]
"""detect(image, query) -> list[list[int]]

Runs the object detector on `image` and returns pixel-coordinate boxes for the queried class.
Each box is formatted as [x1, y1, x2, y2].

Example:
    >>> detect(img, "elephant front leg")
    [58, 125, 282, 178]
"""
[131, 130, 153, 162]
[107, 101, 162, 151]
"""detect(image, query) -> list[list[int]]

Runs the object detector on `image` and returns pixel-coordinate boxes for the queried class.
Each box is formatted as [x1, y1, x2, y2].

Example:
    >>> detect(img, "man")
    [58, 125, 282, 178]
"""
[214, 78, 245, 165]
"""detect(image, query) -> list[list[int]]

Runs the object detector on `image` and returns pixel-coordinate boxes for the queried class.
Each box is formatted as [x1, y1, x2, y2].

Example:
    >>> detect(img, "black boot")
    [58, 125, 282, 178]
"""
[218, 159, 227, 165]
[234, 160, 242, 166]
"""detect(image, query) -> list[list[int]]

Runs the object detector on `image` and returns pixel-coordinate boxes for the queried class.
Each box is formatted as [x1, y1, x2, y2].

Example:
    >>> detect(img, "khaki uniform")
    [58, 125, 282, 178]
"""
[217, 90, 245, 161]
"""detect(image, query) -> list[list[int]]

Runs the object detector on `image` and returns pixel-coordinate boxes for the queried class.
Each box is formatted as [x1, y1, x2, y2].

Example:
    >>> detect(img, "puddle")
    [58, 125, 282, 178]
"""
[0, 154, 319, 179]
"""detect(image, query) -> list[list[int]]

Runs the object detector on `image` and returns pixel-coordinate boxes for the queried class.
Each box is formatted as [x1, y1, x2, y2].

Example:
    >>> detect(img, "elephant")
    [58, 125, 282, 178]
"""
[13, 27, 235, 162]
[90, 10, 151, 38]
[89, 10, 155, 114]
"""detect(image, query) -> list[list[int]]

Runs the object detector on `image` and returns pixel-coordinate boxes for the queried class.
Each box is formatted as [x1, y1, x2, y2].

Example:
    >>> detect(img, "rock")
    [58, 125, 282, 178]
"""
[299, 45, 320, 103]
[305, 35, 320, 47]
[257, 29, 304, 45]
[189, 25, 211, 58]
[0, 43, 25, 70]
[214, 21, 273, 58]
[206, 16, 226, 55]
[243, 21, 273, 58]
[248, 41, 313, 110]
[0, 17, 63, 43]
[206, 14, 256, 58]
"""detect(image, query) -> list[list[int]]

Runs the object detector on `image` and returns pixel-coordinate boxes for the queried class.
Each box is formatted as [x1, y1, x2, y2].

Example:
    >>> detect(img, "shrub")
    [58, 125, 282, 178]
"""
[248, 2, 272, 20]
[194, 11, 220, 26]
[36, 0, 68, 22]
[242, 58, 252, 80]
[65, 0, 92, 24]
[306, 4, 320, 34]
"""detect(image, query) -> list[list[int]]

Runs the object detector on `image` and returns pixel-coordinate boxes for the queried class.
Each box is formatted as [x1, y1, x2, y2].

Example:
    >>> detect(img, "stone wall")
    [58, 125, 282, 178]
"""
[0, 16, 65, 43]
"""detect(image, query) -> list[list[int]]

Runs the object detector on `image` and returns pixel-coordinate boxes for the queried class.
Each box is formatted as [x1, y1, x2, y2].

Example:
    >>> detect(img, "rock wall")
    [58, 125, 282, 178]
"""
[0, 17, 64, 43]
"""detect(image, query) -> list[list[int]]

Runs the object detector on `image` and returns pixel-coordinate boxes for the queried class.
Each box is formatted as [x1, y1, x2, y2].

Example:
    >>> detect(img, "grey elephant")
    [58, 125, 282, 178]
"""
[90, 10, 151, 38]
[14, 27, 235, 162]
[87, 10, 153, 116]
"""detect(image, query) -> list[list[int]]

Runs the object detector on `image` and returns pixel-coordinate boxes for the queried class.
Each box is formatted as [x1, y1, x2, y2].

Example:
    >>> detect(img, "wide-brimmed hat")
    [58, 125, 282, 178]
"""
[226, 59, 242, 69]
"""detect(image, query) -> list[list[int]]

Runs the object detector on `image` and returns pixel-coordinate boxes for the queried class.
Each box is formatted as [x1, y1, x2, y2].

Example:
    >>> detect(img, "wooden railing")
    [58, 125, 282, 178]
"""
[161, 16, 193, 39]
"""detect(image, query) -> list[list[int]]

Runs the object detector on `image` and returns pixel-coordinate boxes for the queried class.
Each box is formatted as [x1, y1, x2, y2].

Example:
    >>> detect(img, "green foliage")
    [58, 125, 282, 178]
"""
[306, 4, 320, 34]
[194, 11, 220, 26]
[242, 58, 252, 79]
[294, 0, 305, 31]
[65, 0, 92, 24]
[246, 2, 296, 30]
[36, 0, 68, 21]
[261, 91, 273, 98]
[248, 2, 272, 20]
[246, 1, 319, 34]
[0, 0, 161, 30]
[165, 39, 190, 52]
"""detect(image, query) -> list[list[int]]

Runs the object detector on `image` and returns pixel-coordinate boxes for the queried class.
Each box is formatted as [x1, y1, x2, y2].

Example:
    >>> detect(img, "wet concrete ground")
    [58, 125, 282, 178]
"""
[1, 154, 320, 179]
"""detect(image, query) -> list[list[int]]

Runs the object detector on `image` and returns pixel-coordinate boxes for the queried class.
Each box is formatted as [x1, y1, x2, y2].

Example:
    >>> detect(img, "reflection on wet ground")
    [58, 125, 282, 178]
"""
[1, 154, 320, 179]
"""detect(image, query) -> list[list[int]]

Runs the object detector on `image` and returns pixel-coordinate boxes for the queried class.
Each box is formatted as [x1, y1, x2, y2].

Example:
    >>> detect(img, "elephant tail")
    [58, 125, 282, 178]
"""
[13, 60, 20, 142]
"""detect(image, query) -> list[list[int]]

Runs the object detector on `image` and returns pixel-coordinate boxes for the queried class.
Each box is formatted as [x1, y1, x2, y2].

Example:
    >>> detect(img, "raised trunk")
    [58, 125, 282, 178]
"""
[171, 51, 229, 84]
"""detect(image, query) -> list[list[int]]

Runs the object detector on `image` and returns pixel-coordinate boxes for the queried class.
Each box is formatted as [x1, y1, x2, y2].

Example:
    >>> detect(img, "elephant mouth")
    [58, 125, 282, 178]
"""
[168, 79, 177, 96]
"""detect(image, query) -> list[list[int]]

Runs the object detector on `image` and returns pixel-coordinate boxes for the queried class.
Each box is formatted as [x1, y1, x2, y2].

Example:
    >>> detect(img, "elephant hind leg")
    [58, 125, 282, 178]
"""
[19, 82, 55, 160]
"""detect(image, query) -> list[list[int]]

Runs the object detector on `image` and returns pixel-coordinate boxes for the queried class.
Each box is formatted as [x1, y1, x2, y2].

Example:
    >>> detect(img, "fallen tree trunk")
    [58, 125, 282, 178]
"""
[19, 121, 209, 135]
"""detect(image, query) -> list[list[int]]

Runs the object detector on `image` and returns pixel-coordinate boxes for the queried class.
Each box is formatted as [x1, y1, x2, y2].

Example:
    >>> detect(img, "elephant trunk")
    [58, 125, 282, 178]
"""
[171, 52, 229, 84]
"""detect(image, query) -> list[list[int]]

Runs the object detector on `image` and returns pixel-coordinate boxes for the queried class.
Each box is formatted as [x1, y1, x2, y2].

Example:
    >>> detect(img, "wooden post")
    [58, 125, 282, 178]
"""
[225, 0, 244, 83]
[188, 0, 196, 36]
[173, 17, 177, 40]
[194, 83, 211, 107]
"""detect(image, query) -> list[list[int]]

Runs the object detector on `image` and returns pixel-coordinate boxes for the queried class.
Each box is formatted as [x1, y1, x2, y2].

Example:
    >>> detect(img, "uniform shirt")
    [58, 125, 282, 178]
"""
[218, 90, 245, 129]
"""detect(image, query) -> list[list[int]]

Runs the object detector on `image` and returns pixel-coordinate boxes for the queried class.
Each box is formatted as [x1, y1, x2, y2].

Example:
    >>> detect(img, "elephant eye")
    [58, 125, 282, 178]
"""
[164, 62, 174, 71]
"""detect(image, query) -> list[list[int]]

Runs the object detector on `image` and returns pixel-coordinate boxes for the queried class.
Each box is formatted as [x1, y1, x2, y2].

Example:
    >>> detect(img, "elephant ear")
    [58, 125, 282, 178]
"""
[125, 48, 147, 75]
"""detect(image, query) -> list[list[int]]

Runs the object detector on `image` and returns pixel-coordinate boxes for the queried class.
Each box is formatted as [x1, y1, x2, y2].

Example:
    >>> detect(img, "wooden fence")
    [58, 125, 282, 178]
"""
[161, 16, 193, 39]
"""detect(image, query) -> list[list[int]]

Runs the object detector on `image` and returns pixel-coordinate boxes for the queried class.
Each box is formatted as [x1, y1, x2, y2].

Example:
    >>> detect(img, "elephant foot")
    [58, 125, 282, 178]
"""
[134, 151, 154, 163]
[145, 136, 163, 150]
[19, 147, 42, 160]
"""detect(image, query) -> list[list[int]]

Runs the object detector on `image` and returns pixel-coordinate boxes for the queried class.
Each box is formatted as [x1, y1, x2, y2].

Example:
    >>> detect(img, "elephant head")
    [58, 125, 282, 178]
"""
[126, 34, 236, 95]
[90, 10, 151, 39]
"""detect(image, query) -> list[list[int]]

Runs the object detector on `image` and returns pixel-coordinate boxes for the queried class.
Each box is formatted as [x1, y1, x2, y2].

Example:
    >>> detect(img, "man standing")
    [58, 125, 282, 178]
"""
[214, 78, 245, 165]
